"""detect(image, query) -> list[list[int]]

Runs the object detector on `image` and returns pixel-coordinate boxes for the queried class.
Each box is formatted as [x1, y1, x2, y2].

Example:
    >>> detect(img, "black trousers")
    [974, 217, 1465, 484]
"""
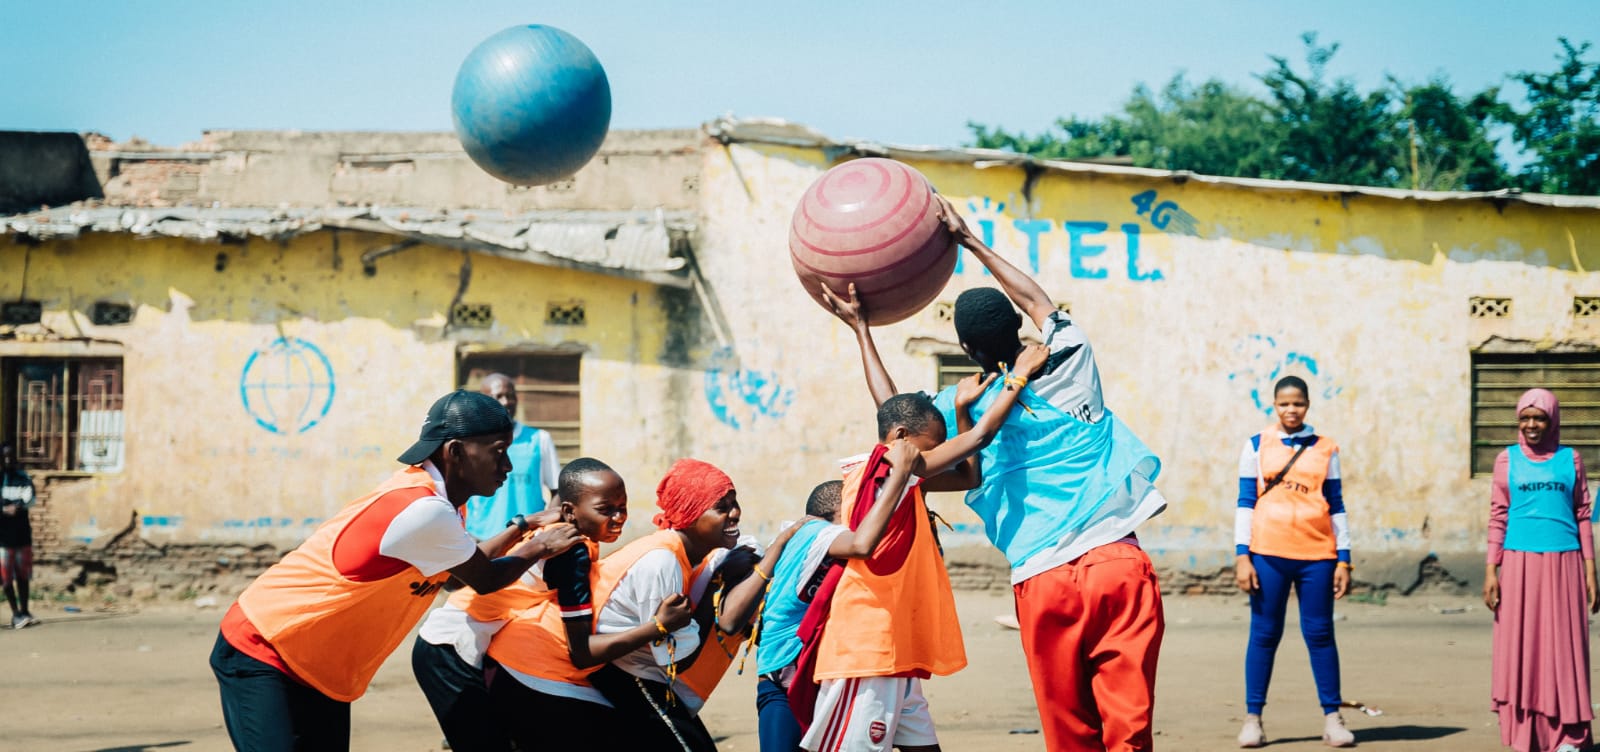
[411, 636, 513, 752]
[210, 631, 350, 752]
[589, 664, 718, 751]
[488, 667, 618, 749]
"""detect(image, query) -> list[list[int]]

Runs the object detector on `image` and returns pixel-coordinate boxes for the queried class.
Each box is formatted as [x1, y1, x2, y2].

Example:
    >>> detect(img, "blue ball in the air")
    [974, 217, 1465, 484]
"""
[451, 25, 611, 186]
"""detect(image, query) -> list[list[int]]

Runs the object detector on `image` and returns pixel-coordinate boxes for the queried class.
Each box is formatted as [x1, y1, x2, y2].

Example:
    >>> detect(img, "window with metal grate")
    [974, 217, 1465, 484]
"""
[3, 357, 124, 472]
[1470, 297, 1512, 318]
[451, 303, 493, 329]
[546, 300, 586, 326]
[1470, 351, 1600, 476]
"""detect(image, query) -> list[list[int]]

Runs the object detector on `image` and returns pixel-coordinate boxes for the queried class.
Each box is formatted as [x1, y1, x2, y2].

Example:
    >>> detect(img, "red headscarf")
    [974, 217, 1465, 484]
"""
[1516, 388, 1560, 459]
[653, 458, 734, 530]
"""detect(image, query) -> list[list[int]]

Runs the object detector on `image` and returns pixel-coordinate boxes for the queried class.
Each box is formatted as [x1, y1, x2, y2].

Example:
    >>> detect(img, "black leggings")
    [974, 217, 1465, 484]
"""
[489, 668, 619, 749]
[210, 631, 350, 752]
[588, 664, 717, 751]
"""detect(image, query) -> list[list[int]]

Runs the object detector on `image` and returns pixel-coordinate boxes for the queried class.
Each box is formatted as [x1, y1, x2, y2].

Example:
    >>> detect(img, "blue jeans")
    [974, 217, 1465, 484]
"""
[757, 676, 803, 752]
[1246, 554, 1342, 714]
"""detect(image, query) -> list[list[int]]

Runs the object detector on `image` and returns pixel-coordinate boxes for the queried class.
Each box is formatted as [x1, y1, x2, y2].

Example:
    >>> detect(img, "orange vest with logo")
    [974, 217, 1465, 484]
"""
[449, 535, 599, 623]
[487, 530, 690, 684]
[1250, 426, 1340, 561]
[236, 466, 455, 701]
[678, 559, 748, 703]
[814, 460, 966, 681]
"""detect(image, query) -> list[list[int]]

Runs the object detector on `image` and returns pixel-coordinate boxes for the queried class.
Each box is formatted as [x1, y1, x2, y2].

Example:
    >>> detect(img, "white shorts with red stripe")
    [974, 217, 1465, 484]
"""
[801, 676, 938, 752]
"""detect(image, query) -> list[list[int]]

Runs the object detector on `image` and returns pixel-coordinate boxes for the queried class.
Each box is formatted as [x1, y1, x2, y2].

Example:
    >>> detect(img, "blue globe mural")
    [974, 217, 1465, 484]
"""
[240, 337, 336, 434]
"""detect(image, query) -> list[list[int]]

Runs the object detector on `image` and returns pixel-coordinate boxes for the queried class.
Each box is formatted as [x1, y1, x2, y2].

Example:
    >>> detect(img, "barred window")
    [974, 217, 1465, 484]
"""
[3, 358, 125, 472]
[1471, 352, 1600, 476]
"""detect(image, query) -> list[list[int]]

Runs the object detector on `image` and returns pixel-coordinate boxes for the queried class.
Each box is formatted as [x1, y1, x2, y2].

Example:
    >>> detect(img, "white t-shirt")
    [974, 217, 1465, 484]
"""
[596, 547, 704, 709]
[1030, 310, 1104, 424]
[375, 461, 480, 577]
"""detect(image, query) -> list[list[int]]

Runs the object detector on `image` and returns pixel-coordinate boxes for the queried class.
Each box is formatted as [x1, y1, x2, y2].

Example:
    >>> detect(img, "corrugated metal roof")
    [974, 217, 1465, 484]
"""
[2, 205, 692, 287]
[706, 116, 1600, 210]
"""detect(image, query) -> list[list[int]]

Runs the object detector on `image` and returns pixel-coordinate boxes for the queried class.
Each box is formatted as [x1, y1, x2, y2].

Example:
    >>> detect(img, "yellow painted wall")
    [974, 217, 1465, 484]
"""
[0, 230, 702, 545]
[691, 142, 1600, 565]
[8, 141, 1599, 569]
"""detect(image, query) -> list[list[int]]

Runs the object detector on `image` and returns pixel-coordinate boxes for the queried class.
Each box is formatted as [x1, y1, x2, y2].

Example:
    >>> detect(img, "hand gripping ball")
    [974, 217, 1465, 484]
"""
[788, 158, 956, 325]
[451, 25, 611, 186]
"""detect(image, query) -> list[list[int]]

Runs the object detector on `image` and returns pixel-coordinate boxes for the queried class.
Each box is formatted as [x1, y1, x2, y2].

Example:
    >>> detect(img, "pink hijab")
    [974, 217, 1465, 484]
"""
[1515, 388, 1560, 459]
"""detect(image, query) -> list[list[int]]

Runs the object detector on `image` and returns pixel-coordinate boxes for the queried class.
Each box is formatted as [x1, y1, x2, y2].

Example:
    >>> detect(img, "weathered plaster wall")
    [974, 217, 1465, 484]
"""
[0, 230, 706, 545]
[691, 142, 1600, 572]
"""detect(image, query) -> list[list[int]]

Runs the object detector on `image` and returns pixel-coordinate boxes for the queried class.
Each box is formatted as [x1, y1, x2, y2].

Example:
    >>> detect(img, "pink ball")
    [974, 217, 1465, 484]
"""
[789, 158, 956, 325]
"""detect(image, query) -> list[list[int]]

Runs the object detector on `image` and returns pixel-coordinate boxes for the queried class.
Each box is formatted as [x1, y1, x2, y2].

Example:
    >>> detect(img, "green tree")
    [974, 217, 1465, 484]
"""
[1493, 38, 1600, 195]
[1258, 33, 1402, 186]
[968, 74, 1280, 177]
[964, 33, 1600, 194]
[1394, 78, 1508, 191]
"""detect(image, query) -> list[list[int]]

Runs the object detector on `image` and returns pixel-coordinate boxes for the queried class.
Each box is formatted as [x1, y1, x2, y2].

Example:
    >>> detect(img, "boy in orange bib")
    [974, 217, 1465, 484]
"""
[414, 457, 689, 751]
[209, 391, 582, 752]
[798, 342, 1047, 752]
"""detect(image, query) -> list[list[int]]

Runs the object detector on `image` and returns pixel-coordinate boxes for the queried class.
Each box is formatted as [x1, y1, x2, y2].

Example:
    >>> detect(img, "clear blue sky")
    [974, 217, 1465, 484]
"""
[3, 0, 1595, 148]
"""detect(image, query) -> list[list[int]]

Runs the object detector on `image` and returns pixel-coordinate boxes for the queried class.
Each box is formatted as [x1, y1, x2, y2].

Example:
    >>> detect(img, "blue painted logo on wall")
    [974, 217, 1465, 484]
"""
[704, 347, 794, 430]
[240, 337, 336, 434]
[1227, 334, 1342, 415]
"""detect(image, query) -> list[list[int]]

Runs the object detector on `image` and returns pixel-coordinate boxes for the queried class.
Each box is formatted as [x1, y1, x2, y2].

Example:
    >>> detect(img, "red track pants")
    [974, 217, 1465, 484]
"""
[1014, 541, 1164, 751]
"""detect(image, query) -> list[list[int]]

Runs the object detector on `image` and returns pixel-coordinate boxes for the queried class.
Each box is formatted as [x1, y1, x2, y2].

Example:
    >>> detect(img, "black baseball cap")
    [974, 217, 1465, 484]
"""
[397, 390, 515, 465]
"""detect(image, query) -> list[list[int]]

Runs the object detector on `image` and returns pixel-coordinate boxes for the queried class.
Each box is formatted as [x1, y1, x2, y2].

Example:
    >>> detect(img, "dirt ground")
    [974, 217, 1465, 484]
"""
[0, 590, 1565, 751]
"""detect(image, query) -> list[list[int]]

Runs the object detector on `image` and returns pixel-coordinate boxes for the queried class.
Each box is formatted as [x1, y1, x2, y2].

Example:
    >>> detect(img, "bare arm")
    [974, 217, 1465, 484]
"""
[564, 594, 692, 669]
[449, 523, 582, 595]
[920, 373, 999, 493]
[935, 195, 1056, 331]
[476, 509, 562, 558]
[917, 344, 1049, 479]
[820, 283, 897, 407]
[827, 440, 920, 559]
[715, 523, 807, 633]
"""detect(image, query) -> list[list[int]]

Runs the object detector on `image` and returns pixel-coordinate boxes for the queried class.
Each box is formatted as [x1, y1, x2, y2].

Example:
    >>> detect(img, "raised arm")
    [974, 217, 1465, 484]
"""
[828, 440, 920, 559]
[920, 373, 997, 493]
[820, 283, 897, 408]
[935, 195, 1055, 331]
[918, 344, 1048, 479]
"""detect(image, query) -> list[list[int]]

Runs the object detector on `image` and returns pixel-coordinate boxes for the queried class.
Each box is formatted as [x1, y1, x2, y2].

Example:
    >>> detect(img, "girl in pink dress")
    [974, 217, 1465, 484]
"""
[1485, 388, 1597, 752]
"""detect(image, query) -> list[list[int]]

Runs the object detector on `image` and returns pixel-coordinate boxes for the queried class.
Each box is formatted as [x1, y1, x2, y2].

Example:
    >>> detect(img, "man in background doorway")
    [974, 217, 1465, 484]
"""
[464, 373, 561, 541]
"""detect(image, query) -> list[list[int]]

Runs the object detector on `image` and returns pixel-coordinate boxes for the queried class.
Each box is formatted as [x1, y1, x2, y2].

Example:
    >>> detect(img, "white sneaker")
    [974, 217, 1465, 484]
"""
[13, 614, 38, 629]
[1237, 715, 1264, 748]
[1323, 712, 1355, 747]
[1554, 745, 1581, 752]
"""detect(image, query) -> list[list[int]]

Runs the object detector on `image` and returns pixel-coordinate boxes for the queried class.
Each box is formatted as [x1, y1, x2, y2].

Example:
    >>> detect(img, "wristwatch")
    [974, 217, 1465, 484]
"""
[509, 514, 530, 532]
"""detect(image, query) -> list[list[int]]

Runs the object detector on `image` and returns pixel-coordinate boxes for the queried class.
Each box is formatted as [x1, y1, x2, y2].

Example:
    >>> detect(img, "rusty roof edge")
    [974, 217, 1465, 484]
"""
[1, 206, 694, 286]
[704, 116, 1600, 210]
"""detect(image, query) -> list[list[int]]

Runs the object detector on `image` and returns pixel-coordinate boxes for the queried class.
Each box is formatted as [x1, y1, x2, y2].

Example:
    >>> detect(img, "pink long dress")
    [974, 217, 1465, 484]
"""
[1487, 389, 1595, 752]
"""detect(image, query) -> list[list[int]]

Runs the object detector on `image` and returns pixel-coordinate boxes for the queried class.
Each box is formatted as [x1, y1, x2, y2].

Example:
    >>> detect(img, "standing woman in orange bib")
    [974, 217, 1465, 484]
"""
[1232, 376, 1355, 748]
